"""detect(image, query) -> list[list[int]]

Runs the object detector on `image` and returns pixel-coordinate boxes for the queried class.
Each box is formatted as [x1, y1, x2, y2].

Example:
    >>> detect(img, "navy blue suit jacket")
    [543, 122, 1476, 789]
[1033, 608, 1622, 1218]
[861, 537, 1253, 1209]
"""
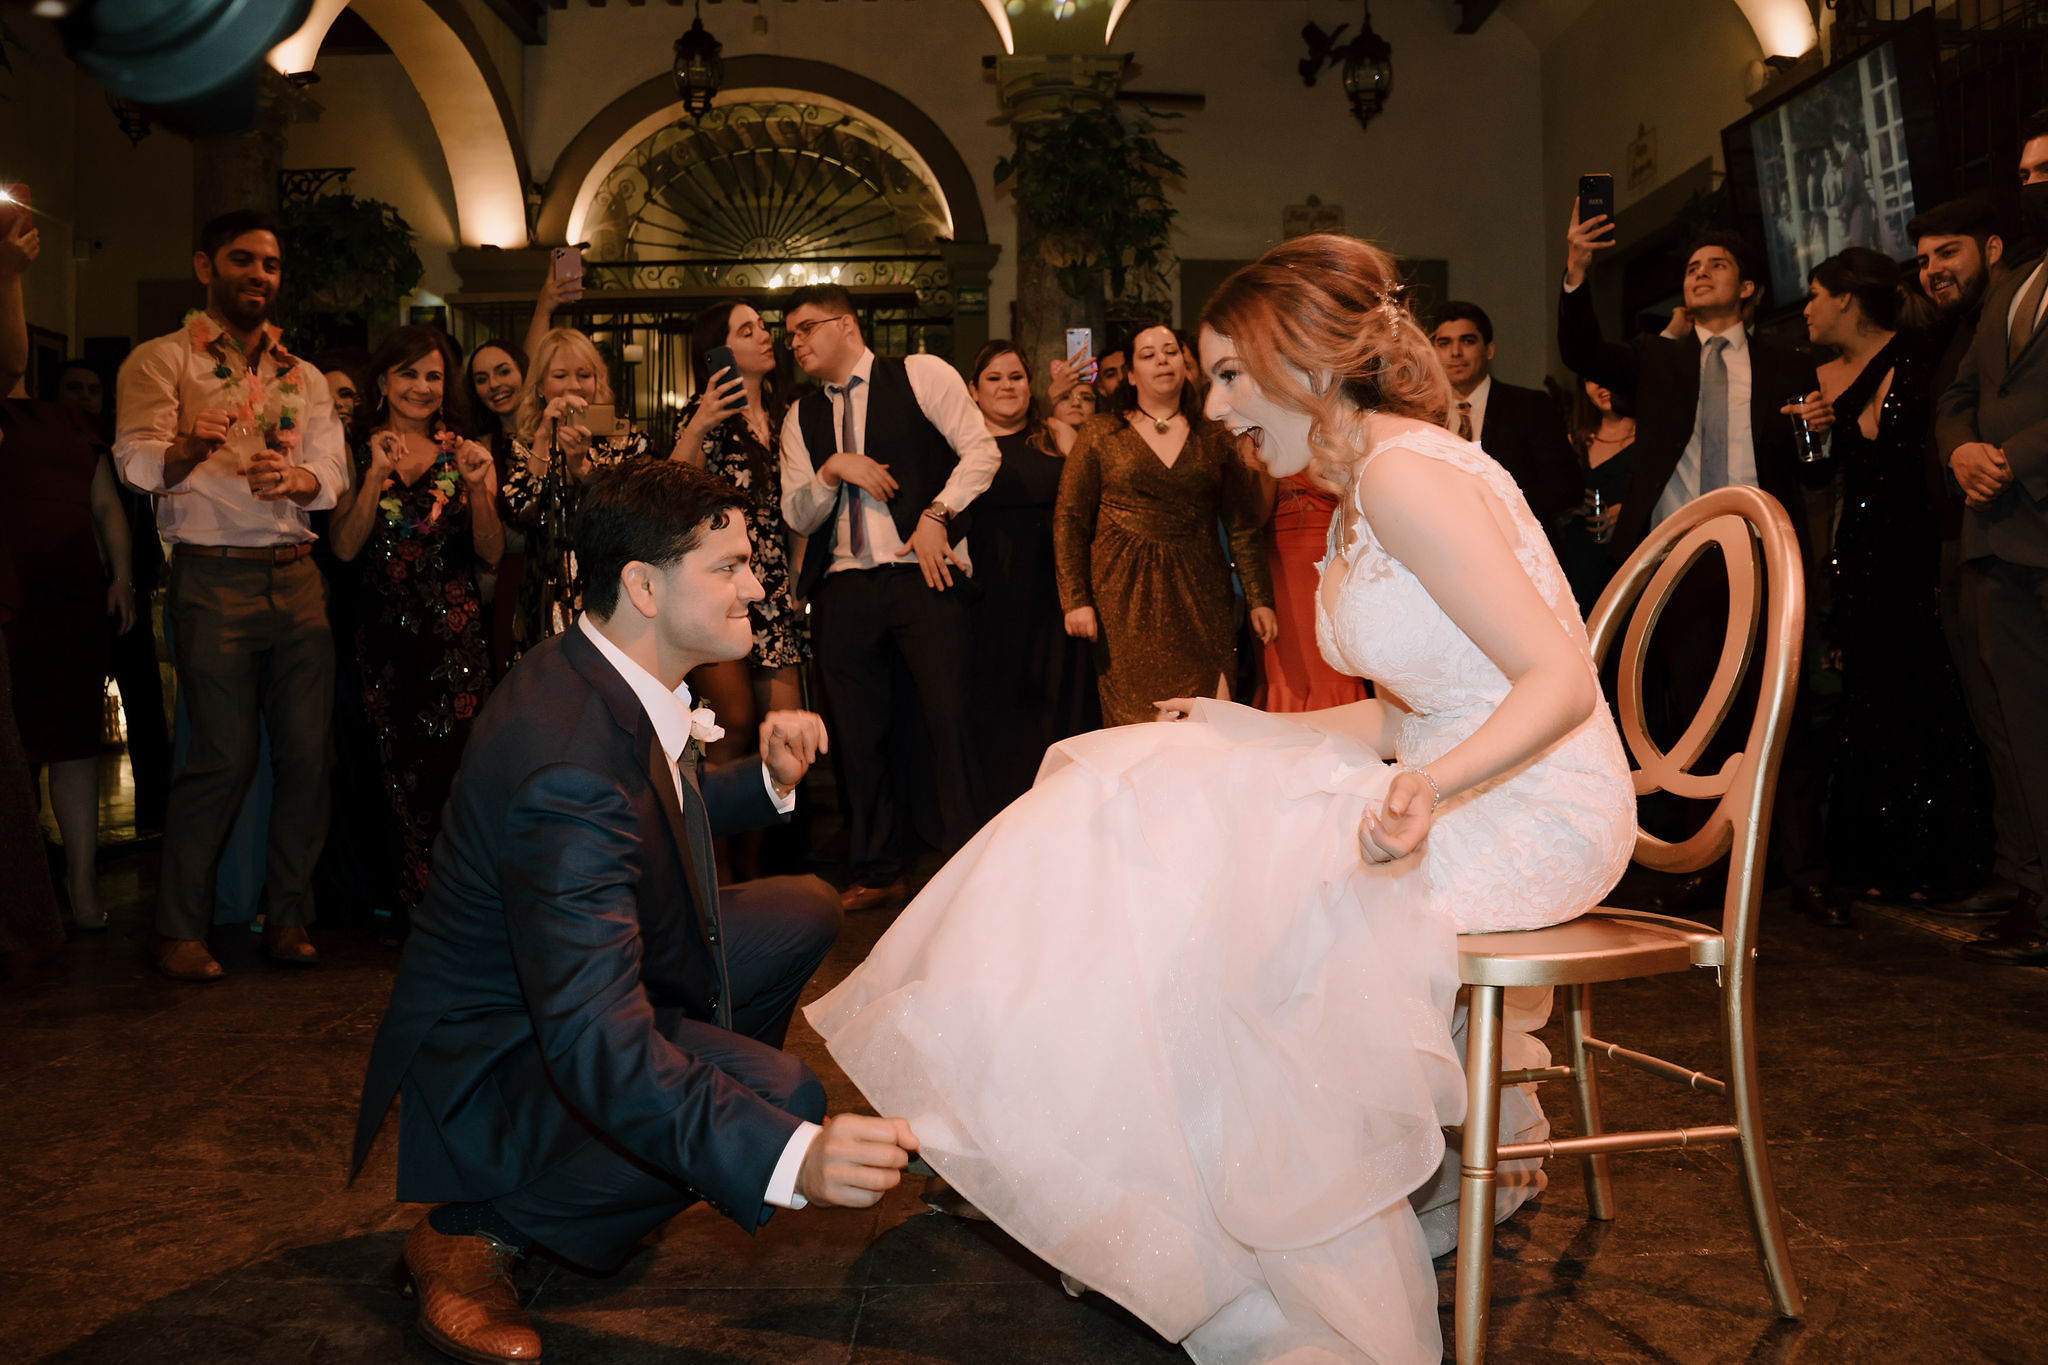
[350, 625, 795, 1229]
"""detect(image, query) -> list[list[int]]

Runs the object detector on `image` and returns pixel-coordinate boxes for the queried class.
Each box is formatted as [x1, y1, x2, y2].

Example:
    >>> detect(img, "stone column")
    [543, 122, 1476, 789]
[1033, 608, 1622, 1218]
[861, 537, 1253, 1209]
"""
[939, 239, 1003, 371]
[190, 71, 320, 230]
[994, 53, 1127, 383]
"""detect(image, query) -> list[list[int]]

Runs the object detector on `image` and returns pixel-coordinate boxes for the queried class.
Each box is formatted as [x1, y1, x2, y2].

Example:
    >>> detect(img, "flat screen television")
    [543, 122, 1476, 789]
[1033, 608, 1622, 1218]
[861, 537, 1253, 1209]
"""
[1722, 11, 1943, 310]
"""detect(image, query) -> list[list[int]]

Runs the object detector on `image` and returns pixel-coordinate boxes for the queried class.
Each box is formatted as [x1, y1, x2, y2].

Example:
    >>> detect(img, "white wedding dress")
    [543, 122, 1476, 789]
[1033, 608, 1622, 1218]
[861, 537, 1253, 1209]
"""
[805, 426, 1636, 1363]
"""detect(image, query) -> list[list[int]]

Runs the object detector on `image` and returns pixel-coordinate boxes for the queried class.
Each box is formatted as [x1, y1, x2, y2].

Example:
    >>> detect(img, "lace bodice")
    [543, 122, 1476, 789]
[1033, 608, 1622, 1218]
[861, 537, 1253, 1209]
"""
[1314, 424, 1635, 931]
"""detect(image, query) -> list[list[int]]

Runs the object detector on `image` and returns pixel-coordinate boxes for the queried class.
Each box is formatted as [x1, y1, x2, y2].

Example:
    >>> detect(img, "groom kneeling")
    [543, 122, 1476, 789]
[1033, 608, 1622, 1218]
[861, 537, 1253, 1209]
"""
[351, 460, 919, 1364]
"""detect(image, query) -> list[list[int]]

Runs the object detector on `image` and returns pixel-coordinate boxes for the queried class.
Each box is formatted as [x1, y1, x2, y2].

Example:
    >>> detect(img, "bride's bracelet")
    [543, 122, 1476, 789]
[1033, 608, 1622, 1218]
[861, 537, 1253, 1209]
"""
[1400, 766, 1442, 811]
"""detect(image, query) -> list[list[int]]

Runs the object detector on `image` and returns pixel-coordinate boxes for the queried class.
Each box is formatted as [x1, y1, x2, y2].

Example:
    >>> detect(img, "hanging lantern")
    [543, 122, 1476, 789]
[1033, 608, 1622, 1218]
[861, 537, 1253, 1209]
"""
[1339, 4, 1394, 132]
[672, 6, 725, 121]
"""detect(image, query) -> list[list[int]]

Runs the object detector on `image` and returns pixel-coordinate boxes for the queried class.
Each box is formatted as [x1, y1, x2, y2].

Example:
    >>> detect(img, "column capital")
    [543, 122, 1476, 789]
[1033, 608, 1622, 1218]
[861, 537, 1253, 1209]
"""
[993, 52, 1129, 121]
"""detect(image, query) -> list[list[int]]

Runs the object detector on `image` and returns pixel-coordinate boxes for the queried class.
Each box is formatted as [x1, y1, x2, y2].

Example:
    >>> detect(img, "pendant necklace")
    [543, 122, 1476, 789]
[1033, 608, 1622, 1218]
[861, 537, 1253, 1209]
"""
[1136, 406, 1177, 435]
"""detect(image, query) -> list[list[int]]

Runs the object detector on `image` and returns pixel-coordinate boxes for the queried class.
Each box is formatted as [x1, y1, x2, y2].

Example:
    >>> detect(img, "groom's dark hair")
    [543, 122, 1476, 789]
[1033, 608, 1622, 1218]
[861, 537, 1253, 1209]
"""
[577, 459, 746, 618]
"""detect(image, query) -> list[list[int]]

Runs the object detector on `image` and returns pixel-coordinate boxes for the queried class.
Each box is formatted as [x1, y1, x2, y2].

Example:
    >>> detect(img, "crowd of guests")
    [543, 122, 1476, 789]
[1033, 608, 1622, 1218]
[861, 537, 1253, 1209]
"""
[4, 102, 2048, 975]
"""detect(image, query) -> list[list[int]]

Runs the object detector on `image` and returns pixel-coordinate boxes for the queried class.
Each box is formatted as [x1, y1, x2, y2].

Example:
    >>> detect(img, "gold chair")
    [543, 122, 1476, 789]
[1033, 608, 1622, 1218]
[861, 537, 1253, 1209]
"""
[1451, 484, 1807, 1363]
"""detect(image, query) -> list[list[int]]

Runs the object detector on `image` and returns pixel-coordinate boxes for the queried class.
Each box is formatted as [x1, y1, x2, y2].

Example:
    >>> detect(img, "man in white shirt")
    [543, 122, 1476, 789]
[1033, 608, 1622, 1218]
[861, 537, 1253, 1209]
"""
[113, 210, 349, 980]
[353, 460, 917, 1364]
[779, 284, 1001, 912]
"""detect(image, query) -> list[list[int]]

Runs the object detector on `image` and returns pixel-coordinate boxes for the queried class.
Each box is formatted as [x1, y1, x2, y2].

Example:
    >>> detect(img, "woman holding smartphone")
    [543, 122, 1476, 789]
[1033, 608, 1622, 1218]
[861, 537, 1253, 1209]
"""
[666, 301, 804, 872]
[501, 326, 647, 658]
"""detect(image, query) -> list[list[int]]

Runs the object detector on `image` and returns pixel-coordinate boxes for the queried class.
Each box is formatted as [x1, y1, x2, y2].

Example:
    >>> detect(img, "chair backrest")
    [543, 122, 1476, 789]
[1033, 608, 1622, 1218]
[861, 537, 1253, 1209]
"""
[1584, 485, 1805, 946]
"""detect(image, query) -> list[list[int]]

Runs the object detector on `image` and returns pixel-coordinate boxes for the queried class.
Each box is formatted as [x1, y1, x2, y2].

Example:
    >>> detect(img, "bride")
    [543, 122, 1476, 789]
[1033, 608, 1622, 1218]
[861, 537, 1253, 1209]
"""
[805, 234, 1636, 1363]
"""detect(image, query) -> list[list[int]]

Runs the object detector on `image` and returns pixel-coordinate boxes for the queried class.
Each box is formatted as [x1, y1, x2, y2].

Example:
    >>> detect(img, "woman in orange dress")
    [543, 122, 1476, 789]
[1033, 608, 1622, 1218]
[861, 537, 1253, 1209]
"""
[1254, 469, 1368, 712]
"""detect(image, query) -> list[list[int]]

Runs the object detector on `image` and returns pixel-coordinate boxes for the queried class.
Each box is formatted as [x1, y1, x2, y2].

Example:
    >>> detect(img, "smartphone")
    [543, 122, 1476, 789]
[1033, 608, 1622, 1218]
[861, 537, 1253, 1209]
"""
[1577, 174, 1615, 226]
[0, 183, 28, 236]
[704, 345, 747, 411]
[1065, 327, 1092, 363]
[580, 403, 616, 438]
[550, 244, 585, 302]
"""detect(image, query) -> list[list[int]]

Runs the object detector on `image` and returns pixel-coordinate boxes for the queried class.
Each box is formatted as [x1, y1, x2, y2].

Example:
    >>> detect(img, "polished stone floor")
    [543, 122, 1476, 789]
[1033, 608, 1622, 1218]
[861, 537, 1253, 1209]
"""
[5, 807, 2046, 1363]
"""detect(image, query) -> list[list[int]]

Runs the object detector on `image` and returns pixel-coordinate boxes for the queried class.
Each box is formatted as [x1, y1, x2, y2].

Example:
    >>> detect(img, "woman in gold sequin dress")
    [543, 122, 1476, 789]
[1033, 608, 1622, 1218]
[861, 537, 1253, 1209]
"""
[1053, 325, 1275, 726]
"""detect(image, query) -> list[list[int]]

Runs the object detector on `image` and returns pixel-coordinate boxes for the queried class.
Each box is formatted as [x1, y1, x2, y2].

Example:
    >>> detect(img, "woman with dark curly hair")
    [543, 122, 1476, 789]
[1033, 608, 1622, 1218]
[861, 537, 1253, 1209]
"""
[328, 325, 501, 921]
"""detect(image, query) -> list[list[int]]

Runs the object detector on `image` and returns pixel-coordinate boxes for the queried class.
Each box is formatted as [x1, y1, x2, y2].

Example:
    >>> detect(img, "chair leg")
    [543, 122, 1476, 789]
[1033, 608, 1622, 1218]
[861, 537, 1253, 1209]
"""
[1726, 978, 1804, 1318]
[1455, 984, 1506, 1365]
[1565, 983, 1616, 1221]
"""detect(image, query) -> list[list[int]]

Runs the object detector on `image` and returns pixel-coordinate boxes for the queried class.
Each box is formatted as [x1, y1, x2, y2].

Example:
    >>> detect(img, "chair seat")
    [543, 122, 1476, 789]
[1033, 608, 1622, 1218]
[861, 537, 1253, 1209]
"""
[1457, 908, 1726, 988]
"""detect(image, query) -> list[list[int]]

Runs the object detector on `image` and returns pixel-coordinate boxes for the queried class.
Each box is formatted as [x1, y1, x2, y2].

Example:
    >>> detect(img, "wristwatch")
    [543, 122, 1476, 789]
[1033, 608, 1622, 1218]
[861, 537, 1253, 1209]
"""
[923, 498, 953, 526]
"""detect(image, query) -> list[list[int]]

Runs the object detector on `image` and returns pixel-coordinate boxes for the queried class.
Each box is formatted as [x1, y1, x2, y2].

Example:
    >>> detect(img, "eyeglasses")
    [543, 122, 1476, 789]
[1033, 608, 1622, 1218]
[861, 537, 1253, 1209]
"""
[788, 314, 851, 341]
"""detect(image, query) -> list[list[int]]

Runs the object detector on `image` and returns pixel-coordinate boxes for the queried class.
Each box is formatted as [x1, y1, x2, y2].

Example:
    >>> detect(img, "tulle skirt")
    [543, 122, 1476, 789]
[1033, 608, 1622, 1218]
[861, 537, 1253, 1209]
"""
[806, 703, 1558, 1363]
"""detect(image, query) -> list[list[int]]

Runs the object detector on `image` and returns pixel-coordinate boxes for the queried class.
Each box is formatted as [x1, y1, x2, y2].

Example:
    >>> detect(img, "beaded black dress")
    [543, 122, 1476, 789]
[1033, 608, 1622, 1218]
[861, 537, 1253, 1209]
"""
[1823, 336, 1991, 897]
[348, 436, 494, 913]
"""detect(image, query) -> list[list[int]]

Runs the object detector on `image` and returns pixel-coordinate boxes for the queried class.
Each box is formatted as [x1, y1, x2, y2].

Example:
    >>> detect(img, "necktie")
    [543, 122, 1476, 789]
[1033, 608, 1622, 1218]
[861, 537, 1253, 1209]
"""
[2011, 265, 2048, 366]
[1456, 401, 1473, 442]
[834, 375, 866, 557]
[1698, 335, 1730, 495]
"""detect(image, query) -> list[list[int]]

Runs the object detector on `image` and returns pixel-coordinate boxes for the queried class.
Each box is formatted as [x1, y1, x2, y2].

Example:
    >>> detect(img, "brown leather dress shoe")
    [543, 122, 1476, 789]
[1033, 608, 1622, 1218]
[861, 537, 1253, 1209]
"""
[403, 1217, 542, 1363]
[263, 925, 319, 966]
[840, 879, 907, 913]
[154, 938, 224, 983]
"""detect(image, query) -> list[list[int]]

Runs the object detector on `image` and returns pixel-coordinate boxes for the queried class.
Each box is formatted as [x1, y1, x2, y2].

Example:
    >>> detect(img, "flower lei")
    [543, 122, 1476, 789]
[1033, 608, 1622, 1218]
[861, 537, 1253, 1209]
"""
[184, 309, 304, 447]
[377, 425, 462, 539]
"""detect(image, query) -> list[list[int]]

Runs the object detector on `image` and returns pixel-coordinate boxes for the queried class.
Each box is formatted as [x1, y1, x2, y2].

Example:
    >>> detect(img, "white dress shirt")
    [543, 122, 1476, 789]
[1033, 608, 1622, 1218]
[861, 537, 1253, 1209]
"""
[1654, 320, 1758, 525]
[575, 615, 816, 1210]
[779, 349, 1002, 577]
[1456, 374, 1494, 443]
[112, 314, 347, 545]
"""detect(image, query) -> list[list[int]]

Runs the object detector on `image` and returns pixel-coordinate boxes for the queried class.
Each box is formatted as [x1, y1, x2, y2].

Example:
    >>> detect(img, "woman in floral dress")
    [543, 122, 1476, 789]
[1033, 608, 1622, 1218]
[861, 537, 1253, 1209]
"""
[666, 301, 805, 877]
[329, 326, 501, 923]
[500, 327, 649, 659]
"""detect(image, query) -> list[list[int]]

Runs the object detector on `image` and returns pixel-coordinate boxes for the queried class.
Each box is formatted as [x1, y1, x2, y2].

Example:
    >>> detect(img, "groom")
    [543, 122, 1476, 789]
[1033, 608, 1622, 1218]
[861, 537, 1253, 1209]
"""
[351, 461, 919, 1364]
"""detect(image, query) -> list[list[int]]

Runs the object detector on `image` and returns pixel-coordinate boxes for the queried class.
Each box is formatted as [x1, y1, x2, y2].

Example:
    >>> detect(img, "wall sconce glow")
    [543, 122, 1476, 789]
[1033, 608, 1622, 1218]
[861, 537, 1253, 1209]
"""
[266, 0, 351, 78]
[1104, 0, 1133, 42]
[1731, 0, 1816, 60]
[978, 0, 1016, 54]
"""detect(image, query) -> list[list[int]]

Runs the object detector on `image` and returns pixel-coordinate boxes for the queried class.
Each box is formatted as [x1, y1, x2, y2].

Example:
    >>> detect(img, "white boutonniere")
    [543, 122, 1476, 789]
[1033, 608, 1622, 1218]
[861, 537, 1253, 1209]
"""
[685, 706, 725, 764]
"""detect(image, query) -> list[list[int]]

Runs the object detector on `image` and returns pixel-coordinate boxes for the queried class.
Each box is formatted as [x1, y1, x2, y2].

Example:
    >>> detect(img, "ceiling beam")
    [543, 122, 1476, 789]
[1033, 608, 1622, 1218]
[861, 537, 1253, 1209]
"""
[1455, 0, 1505, 33]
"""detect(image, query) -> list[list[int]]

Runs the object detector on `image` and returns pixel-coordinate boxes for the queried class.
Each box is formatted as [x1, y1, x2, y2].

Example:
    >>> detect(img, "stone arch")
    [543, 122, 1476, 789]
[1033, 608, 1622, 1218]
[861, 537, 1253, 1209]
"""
[536, 57, 988, 250]
[279, 0, 531, 246]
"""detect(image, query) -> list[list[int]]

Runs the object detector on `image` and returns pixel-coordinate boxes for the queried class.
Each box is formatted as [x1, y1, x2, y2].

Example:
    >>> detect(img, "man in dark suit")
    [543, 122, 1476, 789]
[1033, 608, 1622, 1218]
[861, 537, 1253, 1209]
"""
[352, 461, 920, 1364]
[1911, 197, 2034, 923]
[1430, 301, 1580, 529]
[778, 284, 1001, 912]
[1935, 110, 2048, 964]
[1559, 214, 1843, 924]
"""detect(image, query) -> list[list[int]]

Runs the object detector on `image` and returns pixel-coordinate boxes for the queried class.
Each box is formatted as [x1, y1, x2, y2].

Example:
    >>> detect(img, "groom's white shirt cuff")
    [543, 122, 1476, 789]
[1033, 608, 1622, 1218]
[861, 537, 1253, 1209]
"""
[577, 615, 796, 813]
[766, 1122, 822, 1209]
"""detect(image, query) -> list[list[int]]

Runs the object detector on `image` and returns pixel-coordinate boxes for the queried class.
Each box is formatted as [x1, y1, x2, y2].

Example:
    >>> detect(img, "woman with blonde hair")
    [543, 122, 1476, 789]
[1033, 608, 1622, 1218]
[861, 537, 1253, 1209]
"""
[806, 234, 1636, 1363]
[500, 326, 649, 657]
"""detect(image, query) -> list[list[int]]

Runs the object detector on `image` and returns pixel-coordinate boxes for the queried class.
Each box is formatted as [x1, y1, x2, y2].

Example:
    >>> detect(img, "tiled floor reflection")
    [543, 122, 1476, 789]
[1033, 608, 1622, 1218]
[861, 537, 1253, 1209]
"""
[5, 808, 2045, 1362]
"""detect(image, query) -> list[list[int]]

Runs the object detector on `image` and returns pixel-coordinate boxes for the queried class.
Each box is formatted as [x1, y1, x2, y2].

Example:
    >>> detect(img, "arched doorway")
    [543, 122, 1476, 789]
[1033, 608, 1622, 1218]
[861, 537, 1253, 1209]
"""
[498, 83, 991, 431]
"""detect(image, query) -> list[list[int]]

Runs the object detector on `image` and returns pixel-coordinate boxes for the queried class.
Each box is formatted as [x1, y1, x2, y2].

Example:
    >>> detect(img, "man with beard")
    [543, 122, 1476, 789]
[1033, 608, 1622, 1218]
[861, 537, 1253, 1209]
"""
[1910, 197, 2033, 925]
[113, 211, 348, 981]
[1936, 111, 2048, 963]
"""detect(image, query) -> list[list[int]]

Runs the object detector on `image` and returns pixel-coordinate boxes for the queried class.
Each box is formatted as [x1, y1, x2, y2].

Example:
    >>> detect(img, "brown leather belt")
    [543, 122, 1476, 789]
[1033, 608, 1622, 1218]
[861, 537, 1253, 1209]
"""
[173, 542, 313, 564]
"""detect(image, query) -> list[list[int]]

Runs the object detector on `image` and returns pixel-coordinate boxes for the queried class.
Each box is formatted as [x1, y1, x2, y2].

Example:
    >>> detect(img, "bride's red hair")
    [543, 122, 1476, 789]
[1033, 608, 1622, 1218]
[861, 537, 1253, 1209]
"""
[1199, 234, 1452, 484]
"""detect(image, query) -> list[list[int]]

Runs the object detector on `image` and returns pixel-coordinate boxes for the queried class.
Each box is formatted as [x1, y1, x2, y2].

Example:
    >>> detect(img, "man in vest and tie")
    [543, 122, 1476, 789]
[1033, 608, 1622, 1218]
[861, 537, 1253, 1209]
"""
[778, 286, 1002, 912]
[1936, 109, 2048, 964]
[1558, 217, 1840, 925]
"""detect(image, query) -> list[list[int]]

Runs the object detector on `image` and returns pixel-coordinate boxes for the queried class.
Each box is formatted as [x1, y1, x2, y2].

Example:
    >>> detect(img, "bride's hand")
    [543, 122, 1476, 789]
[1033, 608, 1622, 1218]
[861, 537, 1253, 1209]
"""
[1359, 770, 1437, 863]
[1153, 698, 1202, 723]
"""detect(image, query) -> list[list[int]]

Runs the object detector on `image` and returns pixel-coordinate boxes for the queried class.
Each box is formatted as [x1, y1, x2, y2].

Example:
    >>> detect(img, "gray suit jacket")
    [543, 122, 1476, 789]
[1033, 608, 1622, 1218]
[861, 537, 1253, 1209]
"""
[1936, 255, 2048, 568]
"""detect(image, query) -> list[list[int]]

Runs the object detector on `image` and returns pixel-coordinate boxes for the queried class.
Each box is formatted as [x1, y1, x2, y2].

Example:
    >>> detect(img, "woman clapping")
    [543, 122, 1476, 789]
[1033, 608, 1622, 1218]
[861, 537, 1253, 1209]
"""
[329, 326, 500, 925]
